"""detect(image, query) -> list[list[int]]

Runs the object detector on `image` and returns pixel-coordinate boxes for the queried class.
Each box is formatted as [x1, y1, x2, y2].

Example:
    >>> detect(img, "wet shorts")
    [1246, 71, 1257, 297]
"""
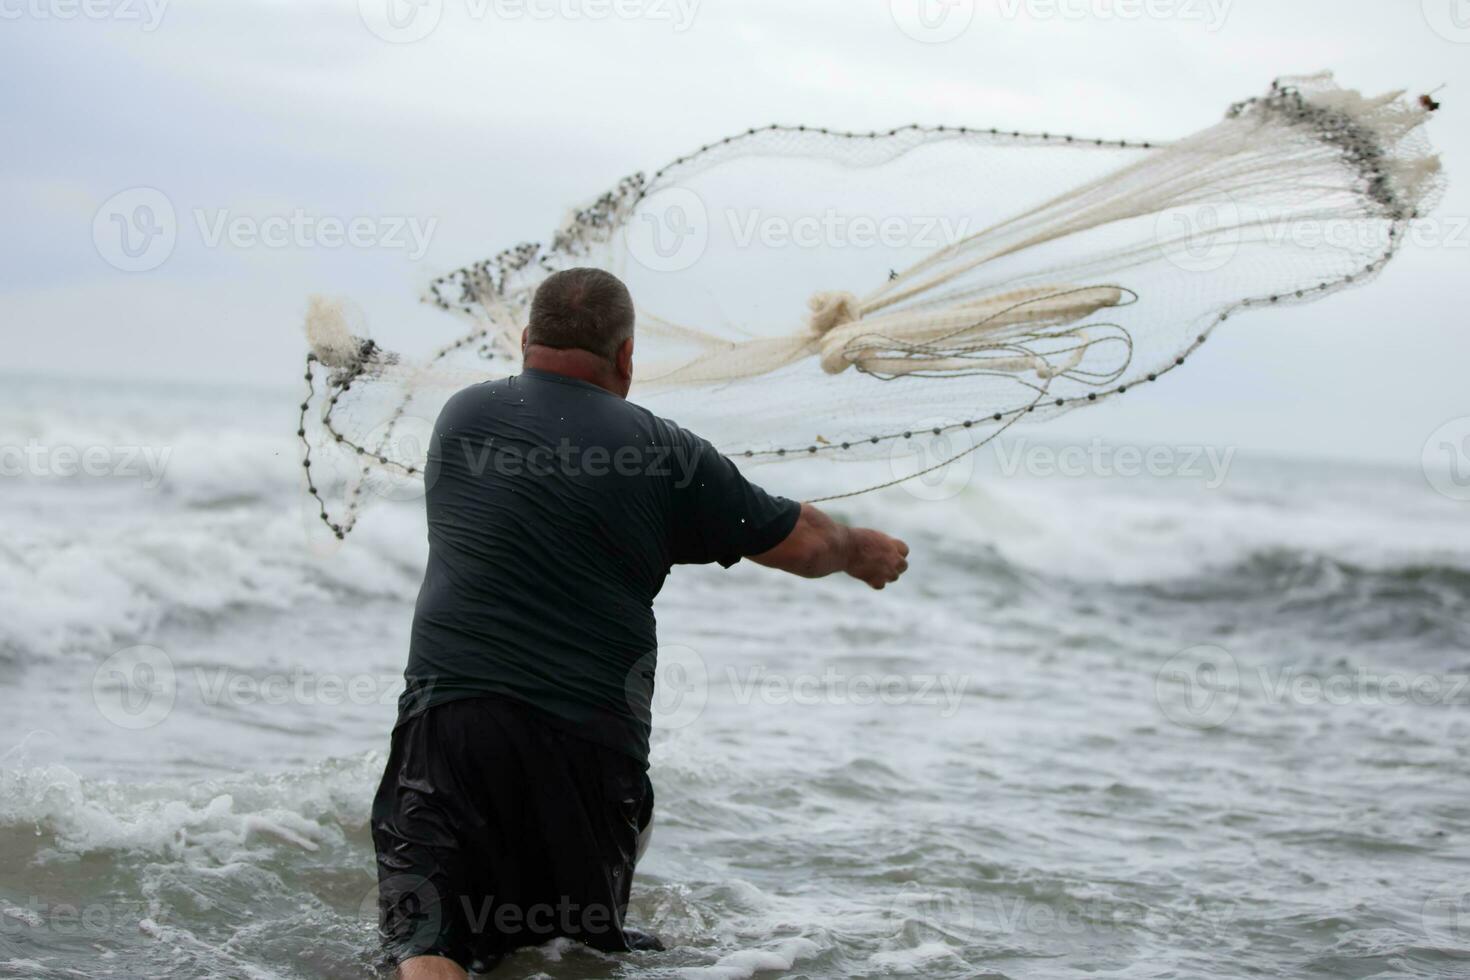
[371, 696, 655, 972]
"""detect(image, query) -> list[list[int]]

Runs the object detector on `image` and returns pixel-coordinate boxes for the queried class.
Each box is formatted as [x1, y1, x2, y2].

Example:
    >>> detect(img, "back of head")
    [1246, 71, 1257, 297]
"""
[527, 268, 635, 360]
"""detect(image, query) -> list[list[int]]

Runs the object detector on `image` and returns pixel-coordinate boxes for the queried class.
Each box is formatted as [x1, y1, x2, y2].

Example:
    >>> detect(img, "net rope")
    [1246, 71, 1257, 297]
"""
[296, 73, 1442, 537]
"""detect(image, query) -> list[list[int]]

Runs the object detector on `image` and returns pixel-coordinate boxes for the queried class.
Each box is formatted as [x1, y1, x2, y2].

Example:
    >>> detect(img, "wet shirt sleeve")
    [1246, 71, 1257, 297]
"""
[669, 430, 801, 568]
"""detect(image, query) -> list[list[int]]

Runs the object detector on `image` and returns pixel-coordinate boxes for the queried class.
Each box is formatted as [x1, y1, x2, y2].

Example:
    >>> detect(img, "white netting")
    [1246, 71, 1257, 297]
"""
[296, 73, 1442, 538]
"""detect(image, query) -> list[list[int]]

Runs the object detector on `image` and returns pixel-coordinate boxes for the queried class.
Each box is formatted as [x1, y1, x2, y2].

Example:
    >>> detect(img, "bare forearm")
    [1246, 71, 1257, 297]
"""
[752, 503, 909, 589]
[783, 503, 853, 578]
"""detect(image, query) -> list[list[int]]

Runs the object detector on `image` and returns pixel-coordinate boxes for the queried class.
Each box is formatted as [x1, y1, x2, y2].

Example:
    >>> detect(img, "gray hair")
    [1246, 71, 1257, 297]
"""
[526, 268, 635, 360]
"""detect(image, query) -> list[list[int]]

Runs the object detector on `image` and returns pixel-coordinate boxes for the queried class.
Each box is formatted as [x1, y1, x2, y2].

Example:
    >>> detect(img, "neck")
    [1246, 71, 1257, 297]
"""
[523, 344, 627, 397]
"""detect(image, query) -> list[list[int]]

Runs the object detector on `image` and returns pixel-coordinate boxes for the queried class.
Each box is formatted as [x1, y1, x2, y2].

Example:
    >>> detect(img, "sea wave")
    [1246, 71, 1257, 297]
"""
[0, 502, 426, 662]
[0, 753, 378, 862]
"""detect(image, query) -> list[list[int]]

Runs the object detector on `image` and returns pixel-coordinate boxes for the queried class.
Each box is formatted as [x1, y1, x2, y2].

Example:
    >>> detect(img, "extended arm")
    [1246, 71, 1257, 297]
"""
[751, 503, 909, 590]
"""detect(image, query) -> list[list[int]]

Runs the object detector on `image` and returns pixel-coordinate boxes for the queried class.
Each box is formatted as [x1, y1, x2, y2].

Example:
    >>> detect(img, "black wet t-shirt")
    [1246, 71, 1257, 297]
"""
[398, 369, 801, 766]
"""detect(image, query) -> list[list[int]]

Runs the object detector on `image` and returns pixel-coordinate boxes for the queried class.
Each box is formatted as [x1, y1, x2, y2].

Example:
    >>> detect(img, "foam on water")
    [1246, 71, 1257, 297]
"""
[4, 377, 1469, 979]
[0, 754, 377, 862]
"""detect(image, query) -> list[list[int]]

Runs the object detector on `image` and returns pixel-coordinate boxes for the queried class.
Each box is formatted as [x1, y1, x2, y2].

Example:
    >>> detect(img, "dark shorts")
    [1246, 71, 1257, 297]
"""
[371, 696, 654, 972]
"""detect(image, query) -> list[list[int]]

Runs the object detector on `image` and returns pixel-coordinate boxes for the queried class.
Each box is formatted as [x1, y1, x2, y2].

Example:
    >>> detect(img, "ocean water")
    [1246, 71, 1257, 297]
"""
[2, 374, 1468, 979]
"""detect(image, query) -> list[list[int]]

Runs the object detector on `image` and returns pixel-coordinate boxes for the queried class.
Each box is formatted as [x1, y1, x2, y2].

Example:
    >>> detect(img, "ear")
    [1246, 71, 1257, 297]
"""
[520, 326, 529, 353]
[615, 336, 634, 381]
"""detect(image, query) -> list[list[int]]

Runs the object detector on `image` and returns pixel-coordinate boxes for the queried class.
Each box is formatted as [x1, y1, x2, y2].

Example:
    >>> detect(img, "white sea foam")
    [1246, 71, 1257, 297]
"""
[6, 378, 1468, 980]
[678, 937, 823, 979]
[866, 941, 966, 974]
[0, 501, 425, 661]
[819, 453, 1470, 585]
[0, 754, 379, 861]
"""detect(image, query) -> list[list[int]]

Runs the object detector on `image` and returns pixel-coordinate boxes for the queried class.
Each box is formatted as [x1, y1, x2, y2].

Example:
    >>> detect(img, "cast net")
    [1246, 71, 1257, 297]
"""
[297, 73, 1442, 538]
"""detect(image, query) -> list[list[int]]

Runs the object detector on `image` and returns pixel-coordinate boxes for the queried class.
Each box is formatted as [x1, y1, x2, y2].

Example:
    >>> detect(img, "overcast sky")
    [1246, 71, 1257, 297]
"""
[2, 0, 1466, 468]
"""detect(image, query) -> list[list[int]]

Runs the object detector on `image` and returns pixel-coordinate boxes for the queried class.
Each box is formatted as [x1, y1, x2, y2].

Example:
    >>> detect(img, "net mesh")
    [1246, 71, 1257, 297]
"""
[297, 73, 1443, 537]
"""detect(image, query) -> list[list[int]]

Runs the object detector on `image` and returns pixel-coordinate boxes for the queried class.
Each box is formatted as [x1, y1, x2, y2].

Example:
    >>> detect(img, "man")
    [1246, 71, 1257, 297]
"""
[372, 267, 910, 978]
